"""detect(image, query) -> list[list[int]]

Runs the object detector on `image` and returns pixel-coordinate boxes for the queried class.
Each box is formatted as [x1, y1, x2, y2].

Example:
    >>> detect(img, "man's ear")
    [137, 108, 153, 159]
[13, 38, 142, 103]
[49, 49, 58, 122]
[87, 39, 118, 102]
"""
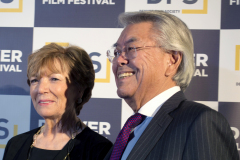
[165, 51, 182, 77]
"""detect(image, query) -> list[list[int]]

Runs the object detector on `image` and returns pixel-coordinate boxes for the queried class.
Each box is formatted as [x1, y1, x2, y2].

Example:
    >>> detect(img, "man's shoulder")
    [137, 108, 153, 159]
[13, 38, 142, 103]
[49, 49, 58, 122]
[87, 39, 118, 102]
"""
[172, 99, 226, 123]
[180, 100, 216, 113]
[166, 91, 216, 115]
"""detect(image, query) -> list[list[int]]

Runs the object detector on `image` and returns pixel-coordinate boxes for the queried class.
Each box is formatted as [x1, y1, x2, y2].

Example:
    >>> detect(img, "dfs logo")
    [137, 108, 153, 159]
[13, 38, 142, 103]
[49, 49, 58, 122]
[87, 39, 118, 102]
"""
[45, 42, 111, 83]
[148, 0, 208, 14]
[0, 0, 14, 3]
[148, 0, 198, 4]
[235, 45, 240, 71]
[0, 0, 22, 12]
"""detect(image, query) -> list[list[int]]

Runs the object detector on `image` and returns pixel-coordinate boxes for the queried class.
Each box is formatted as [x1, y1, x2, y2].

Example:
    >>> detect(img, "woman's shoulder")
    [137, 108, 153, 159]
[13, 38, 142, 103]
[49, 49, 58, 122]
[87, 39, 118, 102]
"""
[77, 126, 112, 144]
[71, 127, 113, 160]
[7, 127, 40, 143]
[3, 128, 40, 160]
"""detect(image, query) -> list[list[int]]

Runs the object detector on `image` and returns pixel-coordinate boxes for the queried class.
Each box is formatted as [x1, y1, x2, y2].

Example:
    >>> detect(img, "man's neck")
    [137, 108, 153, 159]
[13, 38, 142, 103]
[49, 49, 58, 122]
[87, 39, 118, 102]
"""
[125, 84, 178, 113]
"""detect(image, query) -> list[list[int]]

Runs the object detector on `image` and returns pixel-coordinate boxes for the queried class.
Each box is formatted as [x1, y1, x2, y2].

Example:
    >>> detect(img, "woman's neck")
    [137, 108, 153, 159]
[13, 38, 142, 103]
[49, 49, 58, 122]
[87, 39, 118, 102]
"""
[33, 119, 72, 150]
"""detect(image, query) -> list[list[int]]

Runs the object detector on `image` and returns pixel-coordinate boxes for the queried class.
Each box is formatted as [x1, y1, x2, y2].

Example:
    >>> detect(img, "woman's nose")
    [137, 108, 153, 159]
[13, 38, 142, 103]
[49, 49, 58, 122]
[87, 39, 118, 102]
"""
[37, 79, 49, 94]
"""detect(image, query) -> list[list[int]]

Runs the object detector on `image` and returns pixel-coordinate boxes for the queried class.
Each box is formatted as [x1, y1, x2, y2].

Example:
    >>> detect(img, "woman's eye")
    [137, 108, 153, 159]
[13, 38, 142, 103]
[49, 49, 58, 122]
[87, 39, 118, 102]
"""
[30, 79, 38, 84]
[51, 78, 59, 81]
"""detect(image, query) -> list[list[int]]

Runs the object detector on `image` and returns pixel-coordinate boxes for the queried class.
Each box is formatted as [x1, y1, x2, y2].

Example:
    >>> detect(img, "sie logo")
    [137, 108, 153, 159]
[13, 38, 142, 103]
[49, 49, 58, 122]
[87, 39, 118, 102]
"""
[0, 0, 22, 12]
[0, 118, 18, 148]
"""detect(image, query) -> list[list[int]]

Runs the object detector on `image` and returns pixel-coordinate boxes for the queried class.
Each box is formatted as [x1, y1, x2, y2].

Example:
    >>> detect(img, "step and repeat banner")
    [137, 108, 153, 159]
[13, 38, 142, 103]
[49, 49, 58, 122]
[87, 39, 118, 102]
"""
[0, 0, 240, 158]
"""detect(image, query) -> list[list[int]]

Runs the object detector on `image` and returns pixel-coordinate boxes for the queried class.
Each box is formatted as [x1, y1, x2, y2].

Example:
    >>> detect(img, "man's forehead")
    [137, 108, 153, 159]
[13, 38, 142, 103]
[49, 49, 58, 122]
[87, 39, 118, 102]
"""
[114, 22, 154, 48]
[113, 37, 139, 47]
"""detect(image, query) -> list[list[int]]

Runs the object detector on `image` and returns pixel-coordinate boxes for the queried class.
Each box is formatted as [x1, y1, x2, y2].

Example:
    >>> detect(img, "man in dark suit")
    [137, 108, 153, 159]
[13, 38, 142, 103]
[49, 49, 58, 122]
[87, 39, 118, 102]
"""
[105, 11, 239, 160]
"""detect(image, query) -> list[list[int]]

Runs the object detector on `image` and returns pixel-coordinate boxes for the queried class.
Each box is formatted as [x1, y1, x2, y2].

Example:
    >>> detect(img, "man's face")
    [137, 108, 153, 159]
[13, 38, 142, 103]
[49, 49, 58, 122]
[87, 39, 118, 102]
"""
[112, 22, 173, 109]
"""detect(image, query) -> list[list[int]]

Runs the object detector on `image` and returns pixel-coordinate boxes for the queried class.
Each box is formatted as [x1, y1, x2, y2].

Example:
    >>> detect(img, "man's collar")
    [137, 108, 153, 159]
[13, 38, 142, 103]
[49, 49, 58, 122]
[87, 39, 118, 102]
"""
[138, 86, 181, 117]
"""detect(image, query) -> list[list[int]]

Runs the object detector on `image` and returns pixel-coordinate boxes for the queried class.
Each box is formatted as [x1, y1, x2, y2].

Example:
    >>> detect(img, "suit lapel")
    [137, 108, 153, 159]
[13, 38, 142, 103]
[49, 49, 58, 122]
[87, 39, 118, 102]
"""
[127, 91, 186, 160]
[103, 146, 113, 160]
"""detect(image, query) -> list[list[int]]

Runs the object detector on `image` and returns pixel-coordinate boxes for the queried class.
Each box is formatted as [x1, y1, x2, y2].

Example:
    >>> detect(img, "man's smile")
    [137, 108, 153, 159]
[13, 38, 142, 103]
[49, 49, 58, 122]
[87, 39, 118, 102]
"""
[118, 72, 135, 79]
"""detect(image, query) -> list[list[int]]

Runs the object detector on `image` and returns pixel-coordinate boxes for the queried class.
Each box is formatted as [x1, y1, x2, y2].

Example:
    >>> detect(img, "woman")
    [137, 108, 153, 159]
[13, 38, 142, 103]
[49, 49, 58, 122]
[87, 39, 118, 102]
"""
[3, 43, 112, 160]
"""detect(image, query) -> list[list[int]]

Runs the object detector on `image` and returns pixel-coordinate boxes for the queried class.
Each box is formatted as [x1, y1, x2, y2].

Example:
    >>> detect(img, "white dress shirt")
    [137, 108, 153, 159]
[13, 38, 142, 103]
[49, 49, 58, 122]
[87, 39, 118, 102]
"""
[121, 86, 181, 160]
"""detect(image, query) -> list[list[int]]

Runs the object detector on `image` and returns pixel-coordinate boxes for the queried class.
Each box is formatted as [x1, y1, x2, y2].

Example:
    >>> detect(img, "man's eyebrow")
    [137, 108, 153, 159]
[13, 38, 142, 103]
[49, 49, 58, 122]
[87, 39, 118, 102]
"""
[113, 38, 138, 48]
[113, 43, 118, 48]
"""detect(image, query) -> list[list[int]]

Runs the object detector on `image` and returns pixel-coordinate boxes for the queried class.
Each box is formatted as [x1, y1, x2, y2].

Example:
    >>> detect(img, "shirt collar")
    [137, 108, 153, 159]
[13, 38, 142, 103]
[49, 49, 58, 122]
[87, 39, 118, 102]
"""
[138, 86, 180, 117]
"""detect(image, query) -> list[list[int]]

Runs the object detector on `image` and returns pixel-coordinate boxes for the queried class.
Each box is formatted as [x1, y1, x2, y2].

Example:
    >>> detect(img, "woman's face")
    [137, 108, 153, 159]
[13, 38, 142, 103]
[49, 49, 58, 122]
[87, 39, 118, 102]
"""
[29, 63, 79, 121]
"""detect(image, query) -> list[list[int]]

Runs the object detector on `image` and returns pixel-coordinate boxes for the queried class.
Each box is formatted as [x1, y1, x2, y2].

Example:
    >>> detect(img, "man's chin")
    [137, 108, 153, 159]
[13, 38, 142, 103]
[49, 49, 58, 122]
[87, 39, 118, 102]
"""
[117, 89, 131, 99]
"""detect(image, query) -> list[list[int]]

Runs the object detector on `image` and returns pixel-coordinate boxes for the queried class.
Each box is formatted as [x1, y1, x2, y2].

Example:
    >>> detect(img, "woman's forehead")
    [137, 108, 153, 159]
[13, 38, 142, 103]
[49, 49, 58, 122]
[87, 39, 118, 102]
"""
[32, 63, 68, 77]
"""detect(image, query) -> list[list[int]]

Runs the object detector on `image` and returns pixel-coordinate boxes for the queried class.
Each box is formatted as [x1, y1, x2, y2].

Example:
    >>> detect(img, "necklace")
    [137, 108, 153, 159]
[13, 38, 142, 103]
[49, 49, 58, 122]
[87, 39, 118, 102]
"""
[27, 125, 77, 160]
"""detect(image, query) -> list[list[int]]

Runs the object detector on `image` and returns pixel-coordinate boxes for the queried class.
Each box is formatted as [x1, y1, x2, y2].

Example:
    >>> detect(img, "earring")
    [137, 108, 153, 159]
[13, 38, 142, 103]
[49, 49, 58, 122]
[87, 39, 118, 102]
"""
[77, 98, 82, 104]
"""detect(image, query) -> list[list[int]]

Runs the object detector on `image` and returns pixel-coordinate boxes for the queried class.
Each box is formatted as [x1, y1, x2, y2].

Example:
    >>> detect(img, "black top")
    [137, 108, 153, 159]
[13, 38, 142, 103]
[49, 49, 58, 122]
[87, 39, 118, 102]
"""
[3, 127, 113, 160]
[30, 147, 60, 160]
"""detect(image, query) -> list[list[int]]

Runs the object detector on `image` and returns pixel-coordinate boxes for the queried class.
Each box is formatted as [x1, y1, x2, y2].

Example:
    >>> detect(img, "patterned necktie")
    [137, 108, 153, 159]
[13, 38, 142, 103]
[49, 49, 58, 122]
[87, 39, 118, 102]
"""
[110, 113, 144, 160]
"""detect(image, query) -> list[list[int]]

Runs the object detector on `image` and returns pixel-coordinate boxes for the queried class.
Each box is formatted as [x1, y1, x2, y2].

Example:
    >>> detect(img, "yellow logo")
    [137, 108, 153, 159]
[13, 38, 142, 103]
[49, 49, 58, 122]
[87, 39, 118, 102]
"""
[45, 42, 69, 47]
[0, 0, 23, 12]
[182, 0, 208, 14]
[95, 60, 111, 83]
[235, 45, 240, 70]
[45, 42, 111, 83]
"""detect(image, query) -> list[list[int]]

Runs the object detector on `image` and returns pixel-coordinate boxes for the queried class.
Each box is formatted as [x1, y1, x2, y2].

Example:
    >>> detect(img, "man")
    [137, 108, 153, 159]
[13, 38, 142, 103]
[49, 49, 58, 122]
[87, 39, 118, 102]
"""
[105, 11, 239, 160]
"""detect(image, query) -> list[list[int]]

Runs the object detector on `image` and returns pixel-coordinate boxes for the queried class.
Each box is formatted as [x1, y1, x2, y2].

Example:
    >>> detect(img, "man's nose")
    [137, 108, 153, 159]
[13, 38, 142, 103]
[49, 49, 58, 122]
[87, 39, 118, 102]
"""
[116, 52, 129, 66]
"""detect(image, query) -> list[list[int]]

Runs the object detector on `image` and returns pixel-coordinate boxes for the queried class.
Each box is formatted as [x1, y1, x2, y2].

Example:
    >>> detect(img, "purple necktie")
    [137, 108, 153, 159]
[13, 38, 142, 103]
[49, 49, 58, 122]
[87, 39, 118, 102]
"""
[110, 113, 143, 160]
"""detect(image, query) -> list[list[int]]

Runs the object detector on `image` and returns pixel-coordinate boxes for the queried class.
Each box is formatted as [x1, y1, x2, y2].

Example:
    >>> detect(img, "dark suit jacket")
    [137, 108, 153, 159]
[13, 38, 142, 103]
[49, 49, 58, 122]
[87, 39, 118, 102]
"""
[3, 126, 112, 160]
[105, 91, 239, 160]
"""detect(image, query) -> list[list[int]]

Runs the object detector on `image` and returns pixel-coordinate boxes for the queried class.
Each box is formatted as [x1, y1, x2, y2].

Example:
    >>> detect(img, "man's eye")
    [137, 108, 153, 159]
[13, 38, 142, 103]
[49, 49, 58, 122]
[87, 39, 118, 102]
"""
[127, 46, 136, 52]
[114, 50, 120, 57]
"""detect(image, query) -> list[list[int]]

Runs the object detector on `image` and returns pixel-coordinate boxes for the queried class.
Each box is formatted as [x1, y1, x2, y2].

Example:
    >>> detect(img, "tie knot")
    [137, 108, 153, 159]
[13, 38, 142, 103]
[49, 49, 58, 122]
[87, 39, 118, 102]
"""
[126, 113, 143, 129]
[110, 113, 145, 160]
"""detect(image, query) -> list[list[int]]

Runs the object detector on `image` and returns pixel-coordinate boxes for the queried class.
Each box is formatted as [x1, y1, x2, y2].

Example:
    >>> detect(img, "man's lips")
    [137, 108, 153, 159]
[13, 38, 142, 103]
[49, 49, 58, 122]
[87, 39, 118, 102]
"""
[118, 72, 135, 79]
